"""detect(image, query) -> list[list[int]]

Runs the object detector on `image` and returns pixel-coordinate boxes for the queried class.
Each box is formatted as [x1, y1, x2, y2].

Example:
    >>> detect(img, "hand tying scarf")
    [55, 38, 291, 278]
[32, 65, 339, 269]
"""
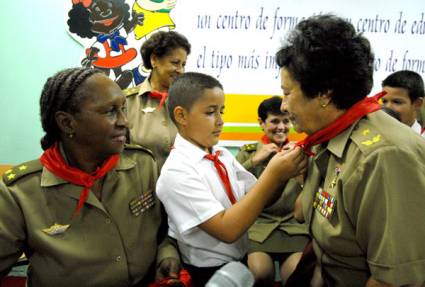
[296, 91, 386, 156]
[40, 142, 120, 216]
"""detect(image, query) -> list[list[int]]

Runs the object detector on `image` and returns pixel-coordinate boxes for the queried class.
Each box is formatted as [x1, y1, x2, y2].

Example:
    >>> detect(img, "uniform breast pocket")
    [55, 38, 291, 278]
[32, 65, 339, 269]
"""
[129, 189, 156, 217]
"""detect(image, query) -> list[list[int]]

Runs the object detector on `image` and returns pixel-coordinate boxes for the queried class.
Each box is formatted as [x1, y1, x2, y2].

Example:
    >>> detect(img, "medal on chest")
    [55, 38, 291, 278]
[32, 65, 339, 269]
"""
[313, 166, 341, 219]
[129, 191, 155, 216]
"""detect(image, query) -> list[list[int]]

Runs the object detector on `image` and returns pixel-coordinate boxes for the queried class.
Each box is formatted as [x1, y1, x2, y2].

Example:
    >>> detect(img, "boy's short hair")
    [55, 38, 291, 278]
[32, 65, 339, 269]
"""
[382, 70, 425, 102]
[258, 96, 287, 121]
[168, 72, 223, 124]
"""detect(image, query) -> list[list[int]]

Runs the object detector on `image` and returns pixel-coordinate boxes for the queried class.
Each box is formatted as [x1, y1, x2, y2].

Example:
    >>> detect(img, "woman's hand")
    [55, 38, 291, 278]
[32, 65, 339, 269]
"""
[156, 257, 180, 281]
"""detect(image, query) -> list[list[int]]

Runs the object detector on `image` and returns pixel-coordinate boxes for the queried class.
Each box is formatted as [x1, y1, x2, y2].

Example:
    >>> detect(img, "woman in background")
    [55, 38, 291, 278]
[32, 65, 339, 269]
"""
[125, 30, 191, 170]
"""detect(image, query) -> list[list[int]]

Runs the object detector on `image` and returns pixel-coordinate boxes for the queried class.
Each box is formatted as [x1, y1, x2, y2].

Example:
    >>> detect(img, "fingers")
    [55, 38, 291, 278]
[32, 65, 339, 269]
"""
[156, 258, 180, 280]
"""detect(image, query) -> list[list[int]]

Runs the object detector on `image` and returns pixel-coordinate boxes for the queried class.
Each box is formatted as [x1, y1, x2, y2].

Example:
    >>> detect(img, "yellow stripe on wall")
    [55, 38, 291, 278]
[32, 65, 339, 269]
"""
[219, 94, 306, 144]
[223, 94, 275, 123]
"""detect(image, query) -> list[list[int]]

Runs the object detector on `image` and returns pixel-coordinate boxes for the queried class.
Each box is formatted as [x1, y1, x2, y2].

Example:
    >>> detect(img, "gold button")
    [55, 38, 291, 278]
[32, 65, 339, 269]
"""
[115, 255, 121, 262]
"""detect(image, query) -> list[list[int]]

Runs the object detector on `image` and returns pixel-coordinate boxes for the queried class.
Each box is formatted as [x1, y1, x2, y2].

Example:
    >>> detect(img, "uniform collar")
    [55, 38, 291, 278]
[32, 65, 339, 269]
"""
[326, 120, 359, 159]
[40, 153, 136, 187]
[137, 77, 153, 96]
[174, 133, 224, 163]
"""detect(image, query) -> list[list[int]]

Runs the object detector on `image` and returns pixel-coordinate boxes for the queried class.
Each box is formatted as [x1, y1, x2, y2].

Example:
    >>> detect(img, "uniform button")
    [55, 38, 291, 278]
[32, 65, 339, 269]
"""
[105, 218, 111, 224]
[115, 255, 121, 262]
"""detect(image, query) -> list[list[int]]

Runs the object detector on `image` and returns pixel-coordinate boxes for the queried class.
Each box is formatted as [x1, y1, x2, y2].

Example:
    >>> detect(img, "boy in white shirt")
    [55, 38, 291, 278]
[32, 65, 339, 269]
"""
[156, 72, 307, 286]
[382, 70, 425, 137]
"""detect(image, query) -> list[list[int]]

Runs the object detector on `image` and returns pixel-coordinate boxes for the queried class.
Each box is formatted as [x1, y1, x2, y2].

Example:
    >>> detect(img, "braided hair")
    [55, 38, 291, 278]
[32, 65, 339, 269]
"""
[39, 67, 104, 150]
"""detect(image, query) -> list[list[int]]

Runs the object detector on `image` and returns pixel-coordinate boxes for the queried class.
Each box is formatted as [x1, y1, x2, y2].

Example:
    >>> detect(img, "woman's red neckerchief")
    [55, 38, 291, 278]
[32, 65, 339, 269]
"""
[261, 134, 289, 150]
[40, 142, 120, 216]
[295, 91, 386, 156]
[149, 90, 168, 110]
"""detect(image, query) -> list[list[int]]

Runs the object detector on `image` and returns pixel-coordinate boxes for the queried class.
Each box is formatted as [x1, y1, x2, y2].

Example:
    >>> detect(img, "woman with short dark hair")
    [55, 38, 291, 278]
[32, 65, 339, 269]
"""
[277, 14, 425, 286]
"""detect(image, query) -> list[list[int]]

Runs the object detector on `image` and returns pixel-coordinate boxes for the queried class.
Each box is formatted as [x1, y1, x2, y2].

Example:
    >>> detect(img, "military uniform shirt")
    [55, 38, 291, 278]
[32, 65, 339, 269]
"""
[0, 145, 178, 287]
[236, 141, 309, 251]
[301, 111, 425, 286]
[125, 78, 177, 170]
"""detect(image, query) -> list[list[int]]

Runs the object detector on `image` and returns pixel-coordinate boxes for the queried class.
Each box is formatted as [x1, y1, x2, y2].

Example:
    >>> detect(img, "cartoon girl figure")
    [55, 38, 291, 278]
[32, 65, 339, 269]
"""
[67, 0, 144, 88]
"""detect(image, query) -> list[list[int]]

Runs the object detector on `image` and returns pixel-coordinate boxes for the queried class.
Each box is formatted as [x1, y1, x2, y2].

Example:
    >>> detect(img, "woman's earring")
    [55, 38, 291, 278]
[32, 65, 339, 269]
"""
[68, 133, 74, 139]
[320, 101, 328, 108]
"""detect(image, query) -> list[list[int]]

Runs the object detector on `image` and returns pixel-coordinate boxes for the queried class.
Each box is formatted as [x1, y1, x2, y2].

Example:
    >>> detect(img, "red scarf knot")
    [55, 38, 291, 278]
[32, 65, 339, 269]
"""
[149, 90, 168, 110]
[40, 142, 120, 216]
[204, 151, 237, 205]
[296, 91, 386, 156]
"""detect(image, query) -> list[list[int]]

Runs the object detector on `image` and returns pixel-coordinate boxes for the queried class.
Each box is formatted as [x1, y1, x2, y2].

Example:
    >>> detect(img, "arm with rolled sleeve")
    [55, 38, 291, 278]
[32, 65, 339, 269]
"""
[348, 146, 425, 286]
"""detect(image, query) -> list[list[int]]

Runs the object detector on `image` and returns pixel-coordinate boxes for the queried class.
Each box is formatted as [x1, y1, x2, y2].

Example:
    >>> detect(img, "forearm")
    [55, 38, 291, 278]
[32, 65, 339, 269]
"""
[365, 277, 394, 287]
[200, 169, 289, 243]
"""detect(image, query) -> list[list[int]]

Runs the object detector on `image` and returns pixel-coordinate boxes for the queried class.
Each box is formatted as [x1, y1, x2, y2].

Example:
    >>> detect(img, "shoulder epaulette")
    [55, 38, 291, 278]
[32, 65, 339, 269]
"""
[124, 143, 154, 158]
[351, 123, 386, 155]
[241, 143, 258, 152]
[3, 159, 43, 186]
[123, 86, 140, 97]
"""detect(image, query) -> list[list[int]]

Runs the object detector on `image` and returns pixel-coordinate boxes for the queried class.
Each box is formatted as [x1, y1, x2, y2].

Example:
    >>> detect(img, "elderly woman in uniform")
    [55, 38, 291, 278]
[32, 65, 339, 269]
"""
[0, 67, 180, 286]
[277, 15, 425, 286]
[125, 30, 191, 170]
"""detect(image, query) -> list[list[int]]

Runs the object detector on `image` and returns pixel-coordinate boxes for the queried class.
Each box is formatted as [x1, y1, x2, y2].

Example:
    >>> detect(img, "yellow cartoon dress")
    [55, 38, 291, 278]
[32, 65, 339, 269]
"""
[133, 0, 176, 40]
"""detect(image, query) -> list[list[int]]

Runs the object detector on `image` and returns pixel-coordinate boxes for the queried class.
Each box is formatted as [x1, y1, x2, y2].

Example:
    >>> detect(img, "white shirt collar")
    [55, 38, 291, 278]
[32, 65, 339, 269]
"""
[411, 120, 422, 135]
[173, 133, 224, 163]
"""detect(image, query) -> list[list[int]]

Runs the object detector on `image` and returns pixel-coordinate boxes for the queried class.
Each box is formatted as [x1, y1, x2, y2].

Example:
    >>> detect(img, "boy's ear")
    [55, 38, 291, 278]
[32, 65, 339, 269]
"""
[55, 111, 76, 135]
[173, 106, 188, 126]
[413, 97, 424, 109]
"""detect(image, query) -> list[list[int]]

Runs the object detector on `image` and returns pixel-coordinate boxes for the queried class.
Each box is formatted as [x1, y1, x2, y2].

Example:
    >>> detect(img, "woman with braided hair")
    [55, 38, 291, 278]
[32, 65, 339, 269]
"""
[0, 67, 180, 286]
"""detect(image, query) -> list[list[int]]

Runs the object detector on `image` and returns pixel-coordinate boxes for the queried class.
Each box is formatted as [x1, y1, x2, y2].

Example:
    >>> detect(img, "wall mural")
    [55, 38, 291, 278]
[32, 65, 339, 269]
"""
[66, 0, 177, 89]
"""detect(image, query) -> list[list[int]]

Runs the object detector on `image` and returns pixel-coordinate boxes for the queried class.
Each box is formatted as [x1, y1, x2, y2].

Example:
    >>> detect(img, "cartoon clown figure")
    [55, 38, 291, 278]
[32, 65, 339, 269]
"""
[67, 0, 144, 88]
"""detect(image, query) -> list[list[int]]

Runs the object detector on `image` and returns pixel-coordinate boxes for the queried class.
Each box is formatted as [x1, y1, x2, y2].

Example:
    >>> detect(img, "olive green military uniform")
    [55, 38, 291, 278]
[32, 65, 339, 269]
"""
[124, 79, 177, 170]
[236, 141, 309, 253]
[0, 145, 178, 287]
[301, 110, 425, 286]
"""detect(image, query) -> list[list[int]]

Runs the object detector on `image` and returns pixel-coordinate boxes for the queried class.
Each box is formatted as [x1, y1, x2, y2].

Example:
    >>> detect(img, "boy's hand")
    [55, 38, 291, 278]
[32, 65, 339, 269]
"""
[251, 143, 280, 166]
[266, 146, 307, 183]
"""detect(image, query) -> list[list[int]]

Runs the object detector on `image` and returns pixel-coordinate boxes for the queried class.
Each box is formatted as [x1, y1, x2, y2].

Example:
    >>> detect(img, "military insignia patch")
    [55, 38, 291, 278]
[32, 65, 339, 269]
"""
[42, 223, 71, 235]
[141, 107, 156, 113]
[129, 190, 155, 216]
[313, 187, 336, 219]
[328, 166, 341, 189]
[361, 134, 381, 146]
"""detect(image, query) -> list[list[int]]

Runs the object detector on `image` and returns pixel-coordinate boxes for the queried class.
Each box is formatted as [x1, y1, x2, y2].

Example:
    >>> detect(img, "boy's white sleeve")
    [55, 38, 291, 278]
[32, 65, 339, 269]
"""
[156, 166, 224, 235]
